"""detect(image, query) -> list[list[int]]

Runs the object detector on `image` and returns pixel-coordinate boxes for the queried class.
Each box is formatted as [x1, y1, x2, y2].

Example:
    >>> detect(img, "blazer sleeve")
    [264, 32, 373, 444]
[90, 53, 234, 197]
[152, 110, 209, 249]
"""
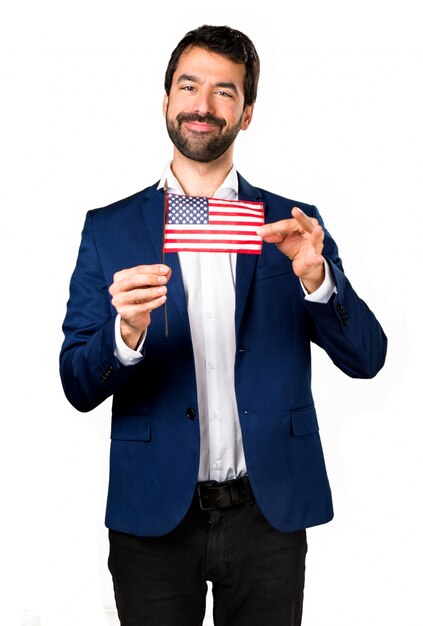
[59, 211, 143, 412]
[303, 205, 387, 378]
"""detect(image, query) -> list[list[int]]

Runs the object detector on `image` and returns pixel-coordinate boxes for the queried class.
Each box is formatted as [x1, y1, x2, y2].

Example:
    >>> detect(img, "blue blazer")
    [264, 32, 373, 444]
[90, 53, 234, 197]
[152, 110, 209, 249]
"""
[60, 173, 387, 536]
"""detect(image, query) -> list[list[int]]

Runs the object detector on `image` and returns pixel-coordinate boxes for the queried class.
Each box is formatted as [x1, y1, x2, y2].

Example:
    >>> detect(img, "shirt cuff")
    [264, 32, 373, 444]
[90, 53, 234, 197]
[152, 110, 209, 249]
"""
[114, 315, 146, 365]
[301, 258, 336, 304]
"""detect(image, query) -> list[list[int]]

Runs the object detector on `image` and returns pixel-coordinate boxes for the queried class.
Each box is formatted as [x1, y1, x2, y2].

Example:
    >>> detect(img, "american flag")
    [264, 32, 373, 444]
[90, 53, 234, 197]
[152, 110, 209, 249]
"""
[163, 193, 265, 254]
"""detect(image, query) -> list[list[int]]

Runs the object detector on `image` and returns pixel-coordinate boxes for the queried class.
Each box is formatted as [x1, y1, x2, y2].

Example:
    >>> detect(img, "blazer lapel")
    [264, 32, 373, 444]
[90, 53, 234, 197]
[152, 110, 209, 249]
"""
[235, 173, 264, 341]
[140, 186, 190, 329]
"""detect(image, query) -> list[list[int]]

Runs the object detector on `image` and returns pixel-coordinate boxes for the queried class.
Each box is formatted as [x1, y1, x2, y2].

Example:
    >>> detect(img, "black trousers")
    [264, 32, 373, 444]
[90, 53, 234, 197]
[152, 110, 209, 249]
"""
[108, 498, 307, 626]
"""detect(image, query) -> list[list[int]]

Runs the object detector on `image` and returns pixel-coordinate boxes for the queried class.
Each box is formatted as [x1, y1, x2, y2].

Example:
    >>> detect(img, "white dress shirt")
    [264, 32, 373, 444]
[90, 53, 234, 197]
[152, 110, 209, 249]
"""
[115, 164, 335, 482]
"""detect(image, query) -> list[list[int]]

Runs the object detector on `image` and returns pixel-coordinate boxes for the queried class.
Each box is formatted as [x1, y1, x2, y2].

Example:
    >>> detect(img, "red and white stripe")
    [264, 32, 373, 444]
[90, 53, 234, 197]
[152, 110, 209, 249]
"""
[163, 198, 265, 254]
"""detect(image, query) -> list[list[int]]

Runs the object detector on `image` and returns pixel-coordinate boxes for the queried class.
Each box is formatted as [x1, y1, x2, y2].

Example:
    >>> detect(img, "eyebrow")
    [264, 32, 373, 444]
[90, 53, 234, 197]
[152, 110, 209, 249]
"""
[216, 81, 239, 94]
[176, 74, 240, 94]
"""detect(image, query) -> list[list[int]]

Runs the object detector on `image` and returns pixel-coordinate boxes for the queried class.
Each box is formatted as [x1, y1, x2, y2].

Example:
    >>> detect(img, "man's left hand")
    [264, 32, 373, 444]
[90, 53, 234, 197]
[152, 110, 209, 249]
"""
[257, 207, 325, 294]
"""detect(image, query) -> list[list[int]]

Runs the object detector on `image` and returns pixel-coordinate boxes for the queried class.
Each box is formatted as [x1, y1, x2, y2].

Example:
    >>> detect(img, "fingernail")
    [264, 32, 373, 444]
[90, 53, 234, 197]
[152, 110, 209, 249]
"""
[256, 227, 264, 236]
[159, 265, 169, 273]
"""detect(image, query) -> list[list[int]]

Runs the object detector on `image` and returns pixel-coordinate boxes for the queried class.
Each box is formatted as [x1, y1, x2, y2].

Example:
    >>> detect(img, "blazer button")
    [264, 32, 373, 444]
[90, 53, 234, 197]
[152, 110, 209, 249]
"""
[186, 407, 196, 420]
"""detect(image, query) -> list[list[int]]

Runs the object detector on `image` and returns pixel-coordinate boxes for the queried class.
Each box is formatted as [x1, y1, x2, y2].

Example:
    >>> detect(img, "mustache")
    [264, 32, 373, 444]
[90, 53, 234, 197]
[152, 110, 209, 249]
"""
[176, 112, 226, 129]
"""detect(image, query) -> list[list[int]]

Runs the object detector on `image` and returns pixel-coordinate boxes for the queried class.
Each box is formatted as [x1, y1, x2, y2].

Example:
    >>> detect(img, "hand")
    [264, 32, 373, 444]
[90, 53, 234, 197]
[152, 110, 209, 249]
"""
[257, 207, 325, 293]
[109, 264, 171, 349]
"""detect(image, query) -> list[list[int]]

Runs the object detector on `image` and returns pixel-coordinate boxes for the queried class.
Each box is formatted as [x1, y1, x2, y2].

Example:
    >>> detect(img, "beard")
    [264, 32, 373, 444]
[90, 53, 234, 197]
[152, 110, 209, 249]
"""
[166, 110, 243, 163]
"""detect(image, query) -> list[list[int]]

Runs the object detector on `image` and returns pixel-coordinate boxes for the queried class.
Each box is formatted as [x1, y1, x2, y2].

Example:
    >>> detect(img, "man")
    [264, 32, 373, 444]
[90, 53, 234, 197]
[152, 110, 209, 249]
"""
[60, 25, 387, 626]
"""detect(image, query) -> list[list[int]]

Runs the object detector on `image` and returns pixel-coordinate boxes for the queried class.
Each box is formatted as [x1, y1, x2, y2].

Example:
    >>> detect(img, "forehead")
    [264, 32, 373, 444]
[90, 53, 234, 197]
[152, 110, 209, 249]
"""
[172, 45, 246, 91]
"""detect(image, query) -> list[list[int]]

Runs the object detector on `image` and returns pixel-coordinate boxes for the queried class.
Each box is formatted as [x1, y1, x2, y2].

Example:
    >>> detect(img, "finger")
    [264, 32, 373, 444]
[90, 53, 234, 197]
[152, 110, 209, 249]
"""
[111, 285, 167, 308]
[119, 294, 167, 320]
[309, 224, 324, 250]
[113, 264, 170, 284]
[291, 207, 318, 233]
[110, 266, 171, 295]
[256, 219, 298, 241]
[310, 222, 323, 237]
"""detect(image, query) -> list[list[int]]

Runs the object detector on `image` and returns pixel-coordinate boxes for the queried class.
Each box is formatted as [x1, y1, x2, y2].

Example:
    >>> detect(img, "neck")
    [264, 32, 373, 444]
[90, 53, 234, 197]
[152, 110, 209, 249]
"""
[171, 148, 234, 197]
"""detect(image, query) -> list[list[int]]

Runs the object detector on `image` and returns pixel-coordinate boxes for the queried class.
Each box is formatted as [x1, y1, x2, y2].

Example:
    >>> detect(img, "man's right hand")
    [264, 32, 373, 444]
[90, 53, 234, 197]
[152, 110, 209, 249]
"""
[109, 264, 171, 349]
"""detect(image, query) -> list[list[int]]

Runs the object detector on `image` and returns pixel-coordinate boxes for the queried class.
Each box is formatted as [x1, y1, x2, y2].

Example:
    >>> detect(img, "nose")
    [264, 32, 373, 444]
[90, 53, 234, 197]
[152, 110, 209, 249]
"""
[192, 89, 215, 116]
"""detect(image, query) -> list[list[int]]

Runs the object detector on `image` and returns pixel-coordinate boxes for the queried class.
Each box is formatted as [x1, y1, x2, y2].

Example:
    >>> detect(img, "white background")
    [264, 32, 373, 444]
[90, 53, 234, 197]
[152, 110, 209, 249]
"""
[1, 0, 422, 624]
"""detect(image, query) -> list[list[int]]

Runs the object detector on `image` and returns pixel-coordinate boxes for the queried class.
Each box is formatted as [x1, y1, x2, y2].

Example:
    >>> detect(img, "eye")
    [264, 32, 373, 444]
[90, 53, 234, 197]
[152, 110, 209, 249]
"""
[216, 90, 232, 98]
[181, 85, 196, 92]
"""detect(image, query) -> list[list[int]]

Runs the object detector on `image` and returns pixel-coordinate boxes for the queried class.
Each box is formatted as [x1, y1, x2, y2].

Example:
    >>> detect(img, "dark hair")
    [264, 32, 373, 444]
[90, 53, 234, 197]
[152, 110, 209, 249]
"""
[164, 25, 260, 106]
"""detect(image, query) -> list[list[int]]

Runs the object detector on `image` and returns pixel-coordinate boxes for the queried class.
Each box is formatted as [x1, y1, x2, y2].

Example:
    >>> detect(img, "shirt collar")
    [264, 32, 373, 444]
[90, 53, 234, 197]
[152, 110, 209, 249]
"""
[157, 162, 238, 199]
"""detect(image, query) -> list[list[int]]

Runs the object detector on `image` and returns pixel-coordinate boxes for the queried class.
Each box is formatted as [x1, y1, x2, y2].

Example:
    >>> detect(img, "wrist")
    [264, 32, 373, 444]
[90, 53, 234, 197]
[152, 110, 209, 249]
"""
[301, 263, 325, 294]
[120, 318, 146, 350]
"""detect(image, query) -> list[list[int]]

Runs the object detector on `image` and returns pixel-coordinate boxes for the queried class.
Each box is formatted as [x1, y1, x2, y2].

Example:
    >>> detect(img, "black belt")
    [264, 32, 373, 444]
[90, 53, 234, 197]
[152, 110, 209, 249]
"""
[197, 476, 255, 511]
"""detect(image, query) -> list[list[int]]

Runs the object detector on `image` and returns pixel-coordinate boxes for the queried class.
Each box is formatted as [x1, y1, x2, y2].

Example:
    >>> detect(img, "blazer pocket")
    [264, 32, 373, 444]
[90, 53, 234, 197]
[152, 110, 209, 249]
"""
[111, 414, 151, 442]
[290, 405, 319, 436]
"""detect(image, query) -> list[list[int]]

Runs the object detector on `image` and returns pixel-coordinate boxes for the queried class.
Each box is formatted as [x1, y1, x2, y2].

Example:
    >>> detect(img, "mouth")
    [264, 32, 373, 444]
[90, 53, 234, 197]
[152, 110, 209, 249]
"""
[183, 120, 220, 133]
[177, 113, 226, 133]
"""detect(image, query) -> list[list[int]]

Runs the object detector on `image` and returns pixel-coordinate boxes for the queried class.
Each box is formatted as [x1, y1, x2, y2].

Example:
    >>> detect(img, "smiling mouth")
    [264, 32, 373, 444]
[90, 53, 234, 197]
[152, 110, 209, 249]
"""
[177, 112, 226, 132]
[183, 120, 220, 132]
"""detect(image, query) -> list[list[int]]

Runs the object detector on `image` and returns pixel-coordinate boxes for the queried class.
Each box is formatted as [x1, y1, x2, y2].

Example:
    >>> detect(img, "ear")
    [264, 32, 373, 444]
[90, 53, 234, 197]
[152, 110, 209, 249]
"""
[162, 93, 169, 117]
[241, 103, 254, 130]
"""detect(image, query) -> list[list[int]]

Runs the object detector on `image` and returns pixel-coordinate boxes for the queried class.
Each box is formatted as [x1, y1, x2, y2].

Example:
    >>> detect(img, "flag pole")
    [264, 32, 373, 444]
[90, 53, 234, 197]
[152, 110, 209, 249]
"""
[162, 179, 169, 337]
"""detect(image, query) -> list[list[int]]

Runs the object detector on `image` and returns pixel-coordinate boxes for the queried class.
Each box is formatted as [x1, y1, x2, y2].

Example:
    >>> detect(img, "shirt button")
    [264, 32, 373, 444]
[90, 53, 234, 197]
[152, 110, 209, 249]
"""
[208, 361, 216, 370]
[186, 408, 196, 420]
[211, 461, 220, 470]
[210, 411, 218, 421]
